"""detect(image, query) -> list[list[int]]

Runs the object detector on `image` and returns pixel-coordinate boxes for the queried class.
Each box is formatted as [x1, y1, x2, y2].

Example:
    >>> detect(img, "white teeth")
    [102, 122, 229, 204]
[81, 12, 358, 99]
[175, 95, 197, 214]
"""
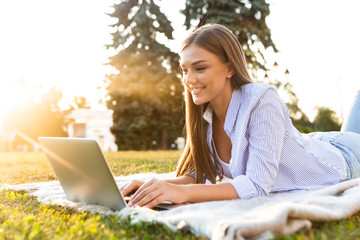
[191, 87, 203, 94]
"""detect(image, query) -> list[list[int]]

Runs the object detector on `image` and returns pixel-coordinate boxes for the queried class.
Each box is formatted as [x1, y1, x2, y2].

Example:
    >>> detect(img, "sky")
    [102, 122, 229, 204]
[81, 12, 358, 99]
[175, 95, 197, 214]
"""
[0, 0, 360, 127]
[267, 0, 360, 120]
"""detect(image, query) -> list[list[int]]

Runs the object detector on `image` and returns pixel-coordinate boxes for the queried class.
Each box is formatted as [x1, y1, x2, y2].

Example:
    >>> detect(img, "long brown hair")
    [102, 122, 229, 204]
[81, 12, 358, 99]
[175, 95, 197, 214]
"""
[176, 23, 252, 184]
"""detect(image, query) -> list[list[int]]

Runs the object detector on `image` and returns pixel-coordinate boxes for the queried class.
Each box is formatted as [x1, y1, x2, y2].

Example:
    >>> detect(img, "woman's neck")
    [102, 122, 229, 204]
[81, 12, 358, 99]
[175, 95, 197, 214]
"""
[212, 104, 227, 126]
[211, 90, 233, 126]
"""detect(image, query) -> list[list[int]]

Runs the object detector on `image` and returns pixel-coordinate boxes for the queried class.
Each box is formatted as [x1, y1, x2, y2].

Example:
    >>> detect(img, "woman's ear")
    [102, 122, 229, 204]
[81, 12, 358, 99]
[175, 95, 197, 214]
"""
[226, 63, 235, 79]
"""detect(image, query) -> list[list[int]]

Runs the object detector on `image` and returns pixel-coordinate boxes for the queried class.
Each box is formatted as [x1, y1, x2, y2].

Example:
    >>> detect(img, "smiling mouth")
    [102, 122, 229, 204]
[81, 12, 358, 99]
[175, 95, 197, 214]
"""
[191, 87, 205, 95]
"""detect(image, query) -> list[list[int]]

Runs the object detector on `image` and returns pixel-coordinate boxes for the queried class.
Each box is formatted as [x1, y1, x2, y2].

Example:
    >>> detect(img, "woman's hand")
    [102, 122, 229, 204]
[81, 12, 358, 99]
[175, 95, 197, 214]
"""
[120, 177, 238, 208]
[119, 180, 145, 197]
[126, 178, 189, 208]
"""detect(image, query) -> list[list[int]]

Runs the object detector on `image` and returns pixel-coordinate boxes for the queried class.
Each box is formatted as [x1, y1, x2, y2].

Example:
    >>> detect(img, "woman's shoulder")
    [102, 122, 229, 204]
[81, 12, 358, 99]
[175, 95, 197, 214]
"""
[238, 82, 288, 118]
[240, 82, 277, 99]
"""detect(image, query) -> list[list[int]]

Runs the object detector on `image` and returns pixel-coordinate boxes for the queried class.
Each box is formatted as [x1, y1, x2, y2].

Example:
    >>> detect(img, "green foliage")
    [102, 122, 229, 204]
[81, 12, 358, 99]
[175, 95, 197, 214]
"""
[313, 107, 341, 132]
[67, 96, 91, 110]
[182, 0, 278, 71]
[106, 0, 279, 150]
[106, 0, 184, 150]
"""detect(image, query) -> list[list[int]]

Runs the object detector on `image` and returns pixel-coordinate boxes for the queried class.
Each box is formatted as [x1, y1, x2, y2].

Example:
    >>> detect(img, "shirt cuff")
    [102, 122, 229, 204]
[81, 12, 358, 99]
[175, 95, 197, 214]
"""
[229, 175, 266, 199]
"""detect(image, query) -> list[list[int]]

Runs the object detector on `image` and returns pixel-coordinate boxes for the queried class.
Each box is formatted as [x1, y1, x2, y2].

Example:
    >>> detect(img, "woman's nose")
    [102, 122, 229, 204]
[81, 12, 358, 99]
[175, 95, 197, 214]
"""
[184, 71, 196, 85]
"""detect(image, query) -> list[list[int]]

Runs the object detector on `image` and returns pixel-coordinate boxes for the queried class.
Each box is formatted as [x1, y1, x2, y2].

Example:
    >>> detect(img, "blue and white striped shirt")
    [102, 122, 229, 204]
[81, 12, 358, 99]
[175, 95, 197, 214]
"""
[203, 83, 346, 199]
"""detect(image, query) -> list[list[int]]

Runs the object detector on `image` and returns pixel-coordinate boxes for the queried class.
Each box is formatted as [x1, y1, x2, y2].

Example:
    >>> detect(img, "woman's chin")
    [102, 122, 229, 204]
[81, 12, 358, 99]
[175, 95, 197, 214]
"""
[192, 97, 206, 105]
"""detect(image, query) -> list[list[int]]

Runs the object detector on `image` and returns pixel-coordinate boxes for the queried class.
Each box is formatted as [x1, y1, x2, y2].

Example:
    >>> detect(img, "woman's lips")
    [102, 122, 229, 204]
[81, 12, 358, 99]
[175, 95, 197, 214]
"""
[191, 87, 205, 95]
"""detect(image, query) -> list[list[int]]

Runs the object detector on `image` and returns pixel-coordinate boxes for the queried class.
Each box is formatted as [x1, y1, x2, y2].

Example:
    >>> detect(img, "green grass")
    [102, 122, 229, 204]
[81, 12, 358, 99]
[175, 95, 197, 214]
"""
[1, 151, 360, 239]
[0, 190, 201, 239]
[0, 151, 180, 185]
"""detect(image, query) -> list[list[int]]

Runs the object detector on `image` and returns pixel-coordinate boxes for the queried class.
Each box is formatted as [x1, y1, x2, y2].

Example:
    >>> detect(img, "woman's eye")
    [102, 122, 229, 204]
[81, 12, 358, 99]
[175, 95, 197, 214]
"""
[182, 69, 188, 74]
[196, 67, 206, 71]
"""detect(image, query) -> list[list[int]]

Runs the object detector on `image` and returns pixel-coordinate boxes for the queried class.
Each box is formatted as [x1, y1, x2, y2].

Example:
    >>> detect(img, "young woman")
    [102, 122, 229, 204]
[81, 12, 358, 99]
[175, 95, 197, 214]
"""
[120, 23, 360, 209]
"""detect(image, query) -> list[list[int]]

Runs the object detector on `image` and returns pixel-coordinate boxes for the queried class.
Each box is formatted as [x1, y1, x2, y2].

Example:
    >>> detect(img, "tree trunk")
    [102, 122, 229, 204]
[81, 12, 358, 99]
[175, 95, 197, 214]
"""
[159, 129, 167, 150]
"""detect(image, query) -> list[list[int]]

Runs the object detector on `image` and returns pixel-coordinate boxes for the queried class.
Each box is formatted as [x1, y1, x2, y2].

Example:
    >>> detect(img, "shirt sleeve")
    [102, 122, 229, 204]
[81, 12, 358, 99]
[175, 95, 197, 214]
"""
[229, 88, 286, 199]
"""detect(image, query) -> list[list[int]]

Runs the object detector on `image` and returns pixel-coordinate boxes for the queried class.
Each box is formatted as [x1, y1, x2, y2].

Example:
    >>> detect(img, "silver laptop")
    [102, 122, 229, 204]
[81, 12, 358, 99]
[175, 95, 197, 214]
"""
[38, 137, 177, 211]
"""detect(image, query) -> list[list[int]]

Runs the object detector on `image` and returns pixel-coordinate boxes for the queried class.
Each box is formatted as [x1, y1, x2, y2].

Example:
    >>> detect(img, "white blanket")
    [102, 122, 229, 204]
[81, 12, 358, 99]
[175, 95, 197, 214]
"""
[2, 172, 360, 240]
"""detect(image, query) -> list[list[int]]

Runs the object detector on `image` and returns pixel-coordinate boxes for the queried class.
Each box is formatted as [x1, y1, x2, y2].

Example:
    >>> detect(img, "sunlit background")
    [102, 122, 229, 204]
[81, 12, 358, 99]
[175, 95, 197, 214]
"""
[1, 0, 359, 138]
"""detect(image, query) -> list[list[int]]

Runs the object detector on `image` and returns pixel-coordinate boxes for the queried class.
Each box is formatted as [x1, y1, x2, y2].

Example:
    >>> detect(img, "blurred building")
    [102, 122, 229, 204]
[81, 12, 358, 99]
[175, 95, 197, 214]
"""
[175, 137, 185, 150]
[67, 109, 117, 152]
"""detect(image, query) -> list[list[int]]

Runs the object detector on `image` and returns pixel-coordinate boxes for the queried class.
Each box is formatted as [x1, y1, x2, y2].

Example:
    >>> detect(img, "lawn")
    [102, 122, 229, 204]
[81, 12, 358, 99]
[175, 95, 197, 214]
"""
[1, 151, 360, 239]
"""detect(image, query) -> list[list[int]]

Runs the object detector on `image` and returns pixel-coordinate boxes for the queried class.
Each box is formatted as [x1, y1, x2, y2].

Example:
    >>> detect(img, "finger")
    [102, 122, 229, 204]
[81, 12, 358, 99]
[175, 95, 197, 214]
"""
[129, 183, 157, 206]
[129, 182, 161, 206]
[122, 181, 142, 197]
[143, 195, 166, 209]
[130, 178, 157, 201]
[119, 183, 128, 191]
[124, 188, 138, 197]
[131, 189, 162, 208]
[121, 183, 133, 197]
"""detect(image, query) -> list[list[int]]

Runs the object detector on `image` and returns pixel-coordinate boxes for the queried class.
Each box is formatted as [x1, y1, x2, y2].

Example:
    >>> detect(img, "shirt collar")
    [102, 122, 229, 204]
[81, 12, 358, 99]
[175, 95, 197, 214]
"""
[224, 89, 241, 135]
[203, 104, 213, 125]
[202, 89, 242, 134]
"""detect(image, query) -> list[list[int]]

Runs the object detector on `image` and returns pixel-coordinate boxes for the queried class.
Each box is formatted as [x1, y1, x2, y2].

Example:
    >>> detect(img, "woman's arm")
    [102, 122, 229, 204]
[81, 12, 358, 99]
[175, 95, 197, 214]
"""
[183, 182, 238, 203]
[164, 175, 195, 184]
[120, 175, 195, 198]
[228, 87, 286, 199]
[127, 179, 238, 208]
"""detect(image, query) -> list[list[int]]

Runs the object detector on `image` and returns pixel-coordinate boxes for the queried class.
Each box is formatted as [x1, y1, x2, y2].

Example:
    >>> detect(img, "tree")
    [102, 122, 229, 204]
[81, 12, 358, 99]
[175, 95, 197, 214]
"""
[106, 0, 183, 150]
[68, 96, 91, 110]
[313, 107, 341, 132]
[182, 0, 278, 71]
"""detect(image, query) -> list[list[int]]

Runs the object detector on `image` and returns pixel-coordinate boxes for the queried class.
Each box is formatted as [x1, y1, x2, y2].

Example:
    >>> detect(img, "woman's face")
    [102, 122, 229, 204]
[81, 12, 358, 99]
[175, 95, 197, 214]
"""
[180, 44, 234, 106]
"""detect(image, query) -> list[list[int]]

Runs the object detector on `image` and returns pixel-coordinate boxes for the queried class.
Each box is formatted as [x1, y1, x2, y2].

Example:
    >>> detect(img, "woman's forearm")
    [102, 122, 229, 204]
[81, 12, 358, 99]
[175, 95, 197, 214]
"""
[126, 178, 238, 208]
[165, 175, 195, 185]
[183, 183, 238, 203]
[166, 177, 239, 202]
